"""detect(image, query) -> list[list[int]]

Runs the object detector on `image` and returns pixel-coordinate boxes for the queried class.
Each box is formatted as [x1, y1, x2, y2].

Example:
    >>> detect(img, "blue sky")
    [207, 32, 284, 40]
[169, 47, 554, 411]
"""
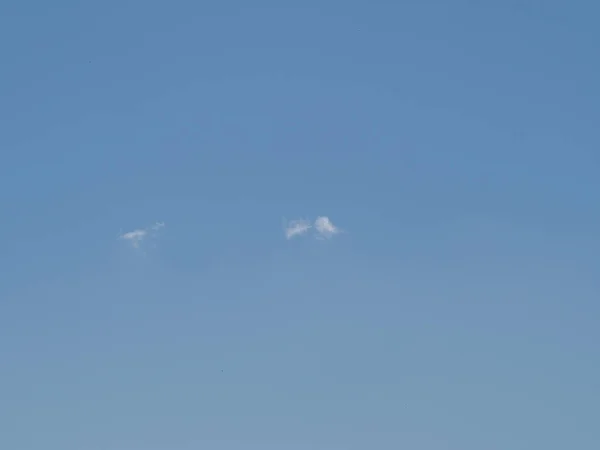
[1, 1, 599, 448]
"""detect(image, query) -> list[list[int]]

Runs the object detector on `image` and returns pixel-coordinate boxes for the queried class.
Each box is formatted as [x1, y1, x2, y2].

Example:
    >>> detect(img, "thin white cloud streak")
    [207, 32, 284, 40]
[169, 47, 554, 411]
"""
[284, 219, 312, 239]
[284, 216, 342, 240]
[120, 229, 147, 248]
[151, 222, 165, 231]
[314, 216, 340, 239]
[119, 222, 165, 248]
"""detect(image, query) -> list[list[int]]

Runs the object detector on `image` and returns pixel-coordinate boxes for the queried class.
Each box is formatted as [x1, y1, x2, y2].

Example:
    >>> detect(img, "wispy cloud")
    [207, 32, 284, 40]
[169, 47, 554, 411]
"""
[119, 221, 165, 248]
[284, 216, 342, 240]
[314, 216, 340, 239]
[151, 222, 165, 231]
[284, 219, 312, 239]
[120, 229, 147, 248]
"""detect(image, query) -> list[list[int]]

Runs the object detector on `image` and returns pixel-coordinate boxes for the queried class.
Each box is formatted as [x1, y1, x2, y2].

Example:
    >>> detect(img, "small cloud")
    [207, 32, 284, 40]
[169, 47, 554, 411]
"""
[119, 221, 165, 249]
[314, 216, 340, 239]
[120, 229, 147, 248]
[284, 216, 342, 240]
[151, 222, 165, 231]
[284, 219, 312, 239]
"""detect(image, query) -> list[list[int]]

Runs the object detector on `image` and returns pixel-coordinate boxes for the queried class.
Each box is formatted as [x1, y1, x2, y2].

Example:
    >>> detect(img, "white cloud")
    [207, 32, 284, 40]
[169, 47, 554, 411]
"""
[284, 216, 342, 240]
[151, 222, 165, 231]
[120, 229, 147, 248]
[284, 219, 312, 239]
[314, 216, 340, 239]
[119, 221, 165, 248]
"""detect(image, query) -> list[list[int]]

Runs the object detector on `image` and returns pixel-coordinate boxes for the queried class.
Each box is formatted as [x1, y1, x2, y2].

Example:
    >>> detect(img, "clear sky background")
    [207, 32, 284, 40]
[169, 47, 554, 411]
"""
[1, 1, 599, 449]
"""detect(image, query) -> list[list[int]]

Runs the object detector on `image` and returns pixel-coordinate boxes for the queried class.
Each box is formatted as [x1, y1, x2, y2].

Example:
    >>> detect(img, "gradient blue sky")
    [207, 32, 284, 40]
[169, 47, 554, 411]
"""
[1, 1, 599, 449]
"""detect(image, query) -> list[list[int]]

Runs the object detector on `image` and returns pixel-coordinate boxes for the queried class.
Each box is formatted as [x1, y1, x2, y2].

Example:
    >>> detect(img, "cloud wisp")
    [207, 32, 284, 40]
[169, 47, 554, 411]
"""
[314, 216, 340, 239]
[284, 219, 312, 240]
[284, 216, 342, 240]
[119, 221, 165, 249]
